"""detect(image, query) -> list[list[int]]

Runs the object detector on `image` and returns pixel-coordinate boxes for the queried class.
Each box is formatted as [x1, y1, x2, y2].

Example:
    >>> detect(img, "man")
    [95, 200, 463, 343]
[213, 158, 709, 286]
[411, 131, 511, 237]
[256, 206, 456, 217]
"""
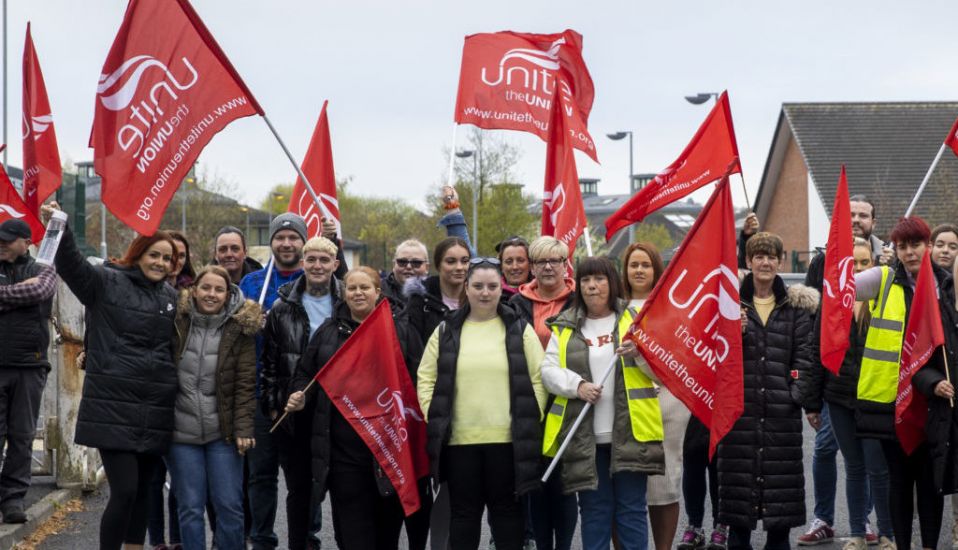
[239, 213, 319, 550]
[0, 219, 56, 524]
[798, 195, 888, 546]
[213, 226, 263, 284]
[381, 239, 429, 305]
[261, 236, 341, 550]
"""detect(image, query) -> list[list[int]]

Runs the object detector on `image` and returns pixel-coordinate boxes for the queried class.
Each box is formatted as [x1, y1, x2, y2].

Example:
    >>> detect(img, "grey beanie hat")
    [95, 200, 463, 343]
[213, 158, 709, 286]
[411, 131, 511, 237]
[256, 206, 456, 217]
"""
[269, 213, 308, 242]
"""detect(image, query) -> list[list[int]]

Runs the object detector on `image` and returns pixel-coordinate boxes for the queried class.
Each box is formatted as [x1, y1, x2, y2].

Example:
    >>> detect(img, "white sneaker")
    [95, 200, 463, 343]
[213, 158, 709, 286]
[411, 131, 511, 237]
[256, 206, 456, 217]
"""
[843, 538, 867, 550]
[878, 536, 896, 550]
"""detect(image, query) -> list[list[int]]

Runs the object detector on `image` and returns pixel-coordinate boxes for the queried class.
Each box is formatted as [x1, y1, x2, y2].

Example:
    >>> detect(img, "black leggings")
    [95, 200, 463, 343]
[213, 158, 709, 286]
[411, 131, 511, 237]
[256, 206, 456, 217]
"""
[879, 440, 943, 548]
[683, 416, 719, 528]
[99, 449, 161, 550]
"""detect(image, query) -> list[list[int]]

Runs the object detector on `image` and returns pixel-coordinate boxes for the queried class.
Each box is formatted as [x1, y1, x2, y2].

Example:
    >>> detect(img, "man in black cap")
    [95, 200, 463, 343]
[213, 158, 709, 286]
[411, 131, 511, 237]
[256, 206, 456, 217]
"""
[0, 219, 56, 523]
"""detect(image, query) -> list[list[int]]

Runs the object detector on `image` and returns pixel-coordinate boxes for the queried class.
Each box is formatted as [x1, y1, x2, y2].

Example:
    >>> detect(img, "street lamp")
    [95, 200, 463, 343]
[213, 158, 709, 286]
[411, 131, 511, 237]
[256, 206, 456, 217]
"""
[455, 149, 478, 250]
[239, 206, 251, 238]
[608, 131, 635, 243]
[269, 192, 285, 227]
[684, 92, 720, 105]
[180, 176, 196, 233]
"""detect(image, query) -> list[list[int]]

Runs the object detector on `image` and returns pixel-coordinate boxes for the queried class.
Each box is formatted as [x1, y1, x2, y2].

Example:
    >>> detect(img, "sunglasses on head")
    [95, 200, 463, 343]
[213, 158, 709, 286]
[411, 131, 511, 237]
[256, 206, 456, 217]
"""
[395, 258, 426, 268]
[469, 257, 501, 266]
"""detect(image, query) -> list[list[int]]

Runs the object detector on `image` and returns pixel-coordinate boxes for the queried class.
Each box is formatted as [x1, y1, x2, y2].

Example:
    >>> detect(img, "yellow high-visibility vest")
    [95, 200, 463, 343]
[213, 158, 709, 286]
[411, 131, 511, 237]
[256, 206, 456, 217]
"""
[857, 266, 906, 405]
[542, 310, 664, 457]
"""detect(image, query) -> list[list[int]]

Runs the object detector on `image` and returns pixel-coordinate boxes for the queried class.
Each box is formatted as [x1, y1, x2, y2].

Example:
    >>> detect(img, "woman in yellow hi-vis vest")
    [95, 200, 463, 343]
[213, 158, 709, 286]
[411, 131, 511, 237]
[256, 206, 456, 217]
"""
[854, 217, 954, 550]
[621, 242, 693, 550]
[540, 256, 665, 550]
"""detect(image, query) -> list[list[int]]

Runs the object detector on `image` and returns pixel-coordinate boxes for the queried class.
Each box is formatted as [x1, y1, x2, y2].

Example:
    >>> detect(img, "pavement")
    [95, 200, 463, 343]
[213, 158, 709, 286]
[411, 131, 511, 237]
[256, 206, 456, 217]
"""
[19, 425, 958, 549]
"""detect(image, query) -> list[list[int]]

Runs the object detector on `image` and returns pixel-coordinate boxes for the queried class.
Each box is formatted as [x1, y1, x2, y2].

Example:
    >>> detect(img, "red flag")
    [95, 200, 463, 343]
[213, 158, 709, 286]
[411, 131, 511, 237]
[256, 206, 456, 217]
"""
[315, 301, 429, 515]
[895, 250, 945, 454]
[604, 91, 741, 239]
[820, 166, 856, 374]
[91, 0, 262, 236]
[22, 23, 61, 215]
[287, 100, 340, 239]
[0, 162, 45, 244]
[541, 99, 587, 253]
[946, 115, 958, 157]
[454, 29, 598, 162]
[627, 170, 743, 459]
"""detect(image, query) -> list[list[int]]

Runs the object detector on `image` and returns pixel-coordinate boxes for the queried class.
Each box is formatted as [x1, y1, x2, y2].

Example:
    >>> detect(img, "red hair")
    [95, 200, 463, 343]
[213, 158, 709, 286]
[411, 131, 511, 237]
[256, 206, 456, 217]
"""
[889, 217, 931, 245]
[115, 231, 179, 271]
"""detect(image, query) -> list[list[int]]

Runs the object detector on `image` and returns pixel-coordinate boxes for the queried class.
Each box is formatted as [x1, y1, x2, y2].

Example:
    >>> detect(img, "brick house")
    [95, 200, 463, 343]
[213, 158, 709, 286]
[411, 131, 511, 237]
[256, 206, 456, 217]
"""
[754, 102, 958, 270]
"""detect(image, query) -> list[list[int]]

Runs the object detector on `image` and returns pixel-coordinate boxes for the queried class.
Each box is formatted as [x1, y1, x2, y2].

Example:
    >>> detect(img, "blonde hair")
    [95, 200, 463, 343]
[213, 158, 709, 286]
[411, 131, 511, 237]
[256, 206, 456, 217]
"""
[528, 236, 569, 262]
[302, 236, 338, 257]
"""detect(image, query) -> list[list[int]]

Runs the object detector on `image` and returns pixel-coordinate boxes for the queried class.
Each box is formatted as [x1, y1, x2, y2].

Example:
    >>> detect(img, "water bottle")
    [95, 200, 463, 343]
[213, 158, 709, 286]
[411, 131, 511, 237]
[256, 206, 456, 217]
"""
[35, 210, 68, 267]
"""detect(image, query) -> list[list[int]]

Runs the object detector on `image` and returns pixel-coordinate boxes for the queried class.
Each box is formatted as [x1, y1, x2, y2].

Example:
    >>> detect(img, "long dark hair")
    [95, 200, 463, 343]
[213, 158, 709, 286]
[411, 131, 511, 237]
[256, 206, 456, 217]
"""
[168, 230, 197, 281]
[621, 241, 664, 295]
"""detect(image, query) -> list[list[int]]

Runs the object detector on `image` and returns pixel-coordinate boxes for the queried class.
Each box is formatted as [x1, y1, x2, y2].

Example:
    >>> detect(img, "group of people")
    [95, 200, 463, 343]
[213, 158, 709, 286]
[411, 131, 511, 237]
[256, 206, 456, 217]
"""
[0, 186, 955, 550]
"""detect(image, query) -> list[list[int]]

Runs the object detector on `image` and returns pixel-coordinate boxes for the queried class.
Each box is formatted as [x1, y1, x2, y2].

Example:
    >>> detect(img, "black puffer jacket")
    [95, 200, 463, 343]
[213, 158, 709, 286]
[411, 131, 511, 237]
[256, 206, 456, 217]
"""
[290, 299, 423, 499]
[717, 274, 817, 530]
[55, 227, 178, 454]
[805, 311, 869, 412]
[402, 275, 456, 350]
[423, 303, 543, 496]
[912, 273, 958, 495]
[261, 275, 341, 418]
[380, 272, 406, 306]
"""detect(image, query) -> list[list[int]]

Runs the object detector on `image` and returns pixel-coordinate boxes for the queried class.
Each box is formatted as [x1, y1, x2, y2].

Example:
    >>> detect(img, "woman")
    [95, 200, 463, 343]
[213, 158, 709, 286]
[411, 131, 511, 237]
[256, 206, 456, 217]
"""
[403, 236, 471, 347]
[930, 223, 958, 270]
[496, 236, 532, 302]
[622, 243, 691, 550]
[508, 236, 578, 550]
[855, 217, 953, 549]
[167, 265, 258, 550]
[286, 267, 423, 549]
[805, 238, 893, 550]
[541, 256, 665, 550]
[167, 230, 196, 289]
[418, 258, 547, 550]
[914, 254, 958, 550]
[717, 232, 816, 550]
[48, 203, 179, 550]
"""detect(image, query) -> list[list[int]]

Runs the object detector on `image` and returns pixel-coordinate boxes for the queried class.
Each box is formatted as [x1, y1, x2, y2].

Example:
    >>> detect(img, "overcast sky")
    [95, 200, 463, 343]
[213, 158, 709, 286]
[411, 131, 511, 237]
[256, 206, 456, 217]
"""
[5, 1, 958, 211]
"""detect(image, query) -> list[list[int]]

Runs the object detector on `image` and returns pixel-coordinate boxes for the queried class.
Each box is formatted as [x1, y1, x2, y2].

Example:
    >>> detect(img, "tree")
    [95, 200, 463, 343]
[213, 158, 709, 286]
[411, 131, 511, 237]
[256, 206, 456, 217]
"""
[259, 183, 295, 215]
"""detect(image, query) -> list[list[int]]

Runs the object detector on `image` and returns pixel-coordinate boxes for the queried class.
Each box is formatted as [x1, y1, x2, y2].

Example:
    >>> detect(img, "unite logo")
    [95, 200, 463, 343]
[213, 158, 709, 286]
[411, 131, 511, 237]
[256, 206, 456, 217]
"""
[543, 183, 567, 227]
[295, 191, 339, 236]
[667, 265, 740, 366]
[376, 388, 423, 444]
[480, 38, 573, 101]
[823, 256, 856, 306]
[21, 112, 53, 141]
[97, 55, 199, 160]
[0, 204, 26, 219]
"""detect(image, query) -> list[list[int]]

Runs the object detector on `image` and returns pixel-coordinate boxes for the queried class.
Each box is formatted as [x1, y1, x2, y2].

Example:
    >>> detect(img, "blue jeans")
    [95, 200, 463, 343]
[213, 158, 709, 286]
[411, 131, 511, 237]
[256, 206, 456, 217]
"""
[247, 407, 280, 548]
[812, 403, 838, 525]
[167, 439, 245, 550]
[829, 402, 891, 538]
[578, 445, 649, 550]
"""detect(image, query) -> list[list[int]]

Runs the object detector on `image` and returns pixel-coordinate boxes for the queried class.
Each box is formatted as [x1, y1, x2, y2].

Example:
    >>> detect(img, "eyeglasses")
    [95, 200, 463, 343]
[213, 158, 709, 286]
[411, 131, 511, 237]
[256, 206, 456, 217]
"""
[532, 258, 566, 268]
[395, 258, 426, 268]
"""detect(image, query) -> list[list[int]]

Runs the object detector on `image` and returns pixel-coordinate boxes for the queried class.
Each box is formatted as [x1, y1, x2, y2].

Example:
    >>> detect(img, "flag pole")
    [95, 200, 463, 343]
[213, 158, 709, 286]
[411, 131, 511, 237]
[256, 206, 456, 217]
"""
[447, 123, 459, 187]
[269, 377, 317, 433]
[257, 257, 274, 305]
[905, 143, 947, 217]
[943, 346, 955, 408]
[739, 173, 751, 212]
[542, 354, 619, 483]
[582, 226, 594, 257]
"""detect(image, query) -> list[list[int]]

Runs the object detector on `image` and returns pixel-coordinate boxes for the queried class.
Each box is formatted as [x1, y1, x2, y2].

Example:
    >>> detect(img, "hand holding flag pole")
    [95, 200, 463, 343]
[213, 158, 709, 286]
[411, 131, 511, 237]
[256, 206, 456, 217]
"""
[269, 378, 316, 433]
[541, 354, 618, 482]
[942, 347, 955, 408]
